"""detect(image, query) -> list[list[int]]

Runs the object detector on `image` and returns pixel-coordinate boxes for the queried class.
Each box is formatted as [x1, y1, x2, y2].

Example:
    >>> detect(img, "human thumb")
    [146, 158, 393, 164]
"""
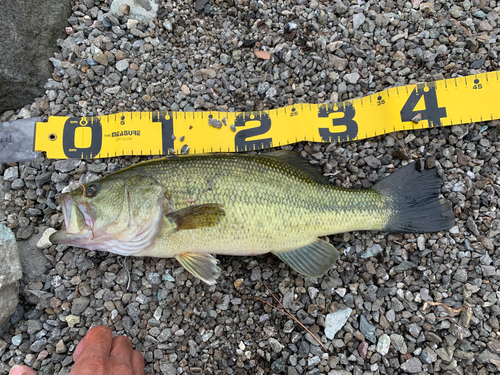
[9, 365, 37, 375]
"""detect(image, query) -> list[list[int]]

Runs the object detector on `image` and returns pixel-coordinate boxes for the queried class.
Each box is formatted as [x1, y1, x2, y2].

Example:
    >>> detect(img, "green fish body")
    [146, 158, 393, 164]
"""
[50, 152, 454, 284]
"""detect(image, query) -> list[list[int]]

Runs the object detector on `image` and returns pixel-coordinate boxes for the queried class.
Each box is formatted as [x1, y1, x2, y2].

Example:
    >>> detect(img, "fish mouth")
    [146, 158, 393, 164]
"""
[50, 193, 95, 245]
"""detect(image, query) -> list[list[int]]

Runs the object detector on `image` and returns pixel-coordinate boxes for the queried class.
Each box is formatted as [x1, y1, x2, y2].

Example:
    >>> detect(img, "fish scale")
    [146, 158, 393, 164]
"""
[132, 154, 389, 258]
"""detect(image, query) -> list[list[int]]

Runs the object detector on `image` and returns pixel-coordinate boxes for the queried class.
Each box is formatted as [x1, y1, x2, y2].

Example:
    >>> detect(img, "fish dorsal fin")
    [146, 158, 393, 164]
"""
[176, 253, 221, 285]
[273, 239, 340, 278]
[166, 203, 225, 231]
[263, 150, 328, 183]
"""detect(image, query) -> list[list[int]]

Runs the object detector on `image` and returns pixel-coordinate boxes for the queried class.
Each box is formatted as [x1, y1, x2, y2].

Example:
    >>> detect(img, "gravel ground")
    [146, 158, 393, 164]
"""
[2, 0, 500, 374]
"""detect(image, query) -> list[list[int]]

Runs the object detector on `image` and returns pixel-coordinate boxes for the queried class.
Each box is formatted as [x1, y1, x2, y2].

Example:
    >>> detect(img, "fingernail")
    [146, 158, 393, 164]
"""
[9, 365, 24, 375]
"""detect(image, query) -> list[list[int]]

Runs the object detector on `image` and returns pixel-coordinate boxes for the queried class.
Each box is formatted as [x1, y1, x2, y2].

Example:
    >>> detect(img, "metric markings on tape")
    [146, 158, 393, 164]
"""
[34, 71, 500, 160]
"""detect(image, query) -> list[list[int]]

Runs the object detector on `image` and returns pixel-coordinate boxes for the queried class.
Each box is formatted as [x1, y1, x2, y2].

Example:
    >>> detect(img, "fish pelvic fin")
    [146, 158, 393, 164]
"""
[373, 161, 455, 233]
[175, 252, 221, 285]
[166, 203, 225, 231]
[273, 239, 340, 278]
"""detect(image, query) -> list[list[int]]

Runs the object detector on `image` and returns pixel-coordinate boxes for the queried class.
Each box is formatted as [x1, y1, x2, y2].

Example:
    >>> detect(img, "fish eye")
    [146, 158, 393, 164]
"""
[85, 185, 98, 197]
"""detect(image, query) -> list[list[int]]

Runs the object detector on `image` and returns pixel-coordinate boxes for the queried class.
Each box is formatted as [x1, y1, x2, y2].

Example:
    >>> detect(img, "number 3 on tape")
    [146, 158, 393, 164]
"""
[317, 102, 358, 143]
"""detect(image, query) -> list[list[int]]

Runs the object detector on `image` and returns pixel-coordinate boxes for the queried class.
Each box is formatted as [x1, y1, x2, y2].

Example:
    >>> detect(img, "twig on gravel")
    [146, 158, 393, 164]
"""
[422, 301, 471, 340]
[422, 301, 469, 316]
[255, 284, 325, 349]
[450, 17, 474, 36]
[423, 315, 464, 339]
[194, 63, 223, 77]
[389, 132, 408, 156]
[424, 315, 458, 323]
[144, 342, 160, 350]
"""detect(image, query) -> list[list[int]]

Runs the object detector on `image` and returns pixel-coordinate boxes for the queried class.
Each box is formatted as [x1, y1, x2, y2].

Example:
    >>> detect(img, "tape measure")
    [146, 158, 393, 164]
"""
[33, 71, 500, 159]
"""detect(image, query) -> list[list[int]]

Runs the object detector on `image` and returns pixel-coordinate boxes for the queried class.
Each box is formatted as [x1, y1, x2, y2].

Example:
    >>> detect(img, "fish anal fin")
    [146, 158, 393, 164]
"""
[273, 239, 340, 278]
[166, 203, 225, 231]
[176, 253, 221, 285]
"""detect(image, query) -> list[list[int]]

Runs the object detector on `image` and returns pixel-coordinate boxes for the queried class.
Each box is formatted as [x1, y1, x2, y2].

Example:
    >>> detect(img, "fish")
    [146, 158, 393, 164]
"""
[49, 151, 455, 284]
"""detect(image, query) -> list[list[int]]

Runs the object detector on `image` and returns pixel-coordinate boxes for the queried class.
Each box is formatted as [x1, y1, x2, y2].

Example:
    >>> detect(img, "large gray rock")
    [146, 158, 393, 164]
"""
[0, 226, 22, 290]
[0, 0, 71, 112]
[17, 230, 51, 283]
[0, 283, 19, 328]
[0, 225, 23, 327]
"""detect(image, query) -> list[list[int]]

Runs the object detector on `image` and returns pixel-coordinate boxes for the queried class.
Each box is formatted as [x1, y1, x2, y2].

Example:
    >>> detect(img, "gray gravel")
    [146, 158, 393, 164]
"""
[2, 0, 500, 374]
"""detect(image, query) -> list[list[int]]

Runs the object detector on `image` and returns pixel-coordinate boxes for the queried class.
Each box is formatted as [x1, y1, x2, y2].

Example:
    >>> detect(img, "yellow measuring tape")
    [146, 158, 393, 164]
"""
[35, 71, 500, 159]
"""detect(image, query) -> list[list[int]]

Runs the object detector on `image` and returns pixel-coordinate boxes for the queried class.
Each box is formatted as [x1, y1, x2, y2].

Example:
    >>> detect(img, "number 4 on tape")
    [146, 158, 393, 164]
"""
[400, 84, 447, 126]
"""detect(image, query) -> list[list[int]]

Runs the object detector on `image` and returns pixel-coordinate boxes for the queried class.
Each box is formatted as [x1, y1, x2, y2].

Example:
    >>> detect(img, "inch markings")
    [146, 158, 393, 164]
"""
[34, 71, 500, 160]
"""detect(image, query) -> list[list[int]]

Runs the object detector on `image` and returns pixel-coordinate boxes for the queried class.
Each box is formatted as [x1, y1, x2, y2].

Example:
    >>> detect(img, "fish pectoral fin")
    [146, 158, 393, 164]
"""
[166, 203, 225, 231]
[273, 239, 340, 278]
[175, 252, 221, 285]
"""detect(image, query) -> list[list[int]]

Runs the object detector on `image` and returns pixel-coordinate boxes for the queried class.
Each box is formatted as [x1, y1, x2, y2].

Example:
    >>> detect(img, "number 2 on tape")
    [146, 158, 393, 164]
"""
[234, 112, 272, 151]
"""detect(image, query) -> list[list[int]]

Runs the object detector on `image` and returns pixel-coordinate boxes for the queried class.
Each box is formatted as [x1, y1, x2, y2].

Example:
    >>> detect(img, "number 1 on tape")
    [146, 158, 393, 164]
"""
[34, 71, 500, 159]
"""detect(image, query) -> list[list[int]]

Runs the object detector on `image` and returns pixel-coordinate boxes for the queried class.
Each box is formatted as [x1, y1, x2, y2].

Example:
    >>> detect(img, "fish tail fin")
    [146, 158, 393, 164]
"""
[374, 162, 455, 233]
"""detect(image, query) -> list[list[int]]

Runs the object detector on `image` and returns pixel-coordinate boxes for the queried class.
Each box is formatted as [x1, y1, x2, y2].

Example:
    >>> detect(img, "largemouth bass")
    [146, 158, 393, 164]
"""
[50, 152, 454, 284]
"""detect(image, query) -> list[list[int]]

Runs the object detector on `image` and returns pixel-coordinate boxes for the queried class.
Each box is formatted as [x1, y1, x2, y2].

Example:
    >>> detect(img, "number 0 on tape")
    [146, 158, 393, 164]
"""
[35, 71, 500, 159]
